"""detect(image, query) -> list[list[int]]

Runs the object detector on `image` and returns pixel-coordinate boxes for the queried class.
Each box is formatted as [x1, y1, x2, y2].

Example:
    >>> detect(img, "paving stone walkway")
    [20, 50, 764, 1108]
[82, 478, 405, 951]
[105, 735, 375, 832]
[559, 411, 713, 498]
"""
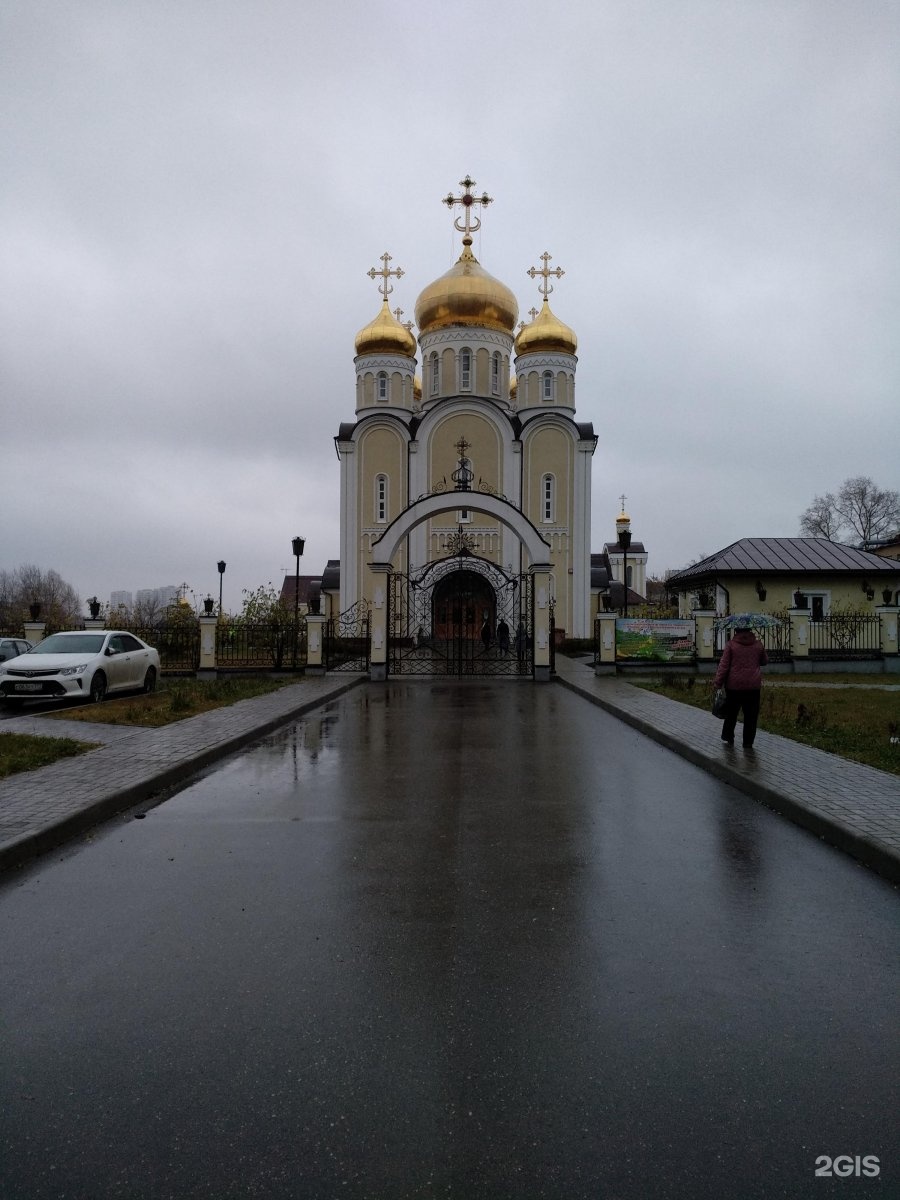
[1, 662, 898, 884]
[0, 676, 365, 872]
[554, 655, 900, 884]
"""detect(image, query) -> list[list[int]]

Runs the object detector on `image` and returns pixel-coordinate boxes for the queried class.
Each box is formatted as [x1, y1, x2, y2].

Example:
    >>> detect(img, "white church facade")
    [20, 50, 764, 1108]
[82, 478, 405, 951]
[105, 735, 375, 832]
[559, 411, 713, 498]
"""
[332, 177, 598, 676]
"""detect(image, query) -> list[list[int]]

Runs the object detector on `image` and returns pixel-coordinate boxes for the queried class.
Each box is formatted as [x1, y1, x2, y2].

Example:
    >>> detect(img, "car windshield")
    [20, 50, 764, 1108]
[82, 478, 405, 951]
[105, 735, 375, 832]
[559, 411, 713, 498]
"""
[31, 634, 107, 655]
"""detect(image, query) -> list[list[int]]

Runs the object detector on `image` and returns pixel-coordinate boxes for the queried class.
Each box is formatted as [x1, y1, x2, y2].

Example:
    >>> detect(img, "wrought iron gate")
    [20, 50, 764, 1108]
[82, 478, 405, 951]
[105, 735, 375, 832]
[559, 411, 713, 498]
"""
[325, 602, 370, 672]
[388, 554, 534, 677]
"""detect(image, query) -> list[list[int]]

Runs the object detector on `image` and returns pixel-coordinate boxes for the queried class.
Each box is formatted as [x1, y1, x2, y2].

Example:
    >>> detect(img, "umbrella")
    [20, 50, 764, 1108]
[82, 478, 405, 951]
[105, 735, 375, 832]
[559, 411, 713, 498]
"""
[714, 612, 784, 631]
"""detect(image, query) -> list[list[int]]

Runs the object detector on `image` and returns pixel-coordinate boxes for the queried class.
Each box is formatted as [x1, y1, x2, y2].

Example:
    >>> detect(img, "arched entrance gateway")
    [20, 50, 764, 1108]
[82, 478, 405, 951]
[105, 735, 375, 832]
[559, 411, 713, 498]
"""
[367, 490, 553, 678]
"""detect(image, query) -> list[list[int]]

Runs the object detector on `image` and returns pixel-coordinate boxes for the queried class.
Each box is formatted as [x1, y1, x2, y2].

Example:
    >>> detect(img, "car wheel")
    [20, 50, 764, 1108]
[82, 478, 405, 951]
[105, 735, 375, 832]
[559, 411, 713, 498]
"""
[89, 672, 107, 703]
[143, 667, 157, 693]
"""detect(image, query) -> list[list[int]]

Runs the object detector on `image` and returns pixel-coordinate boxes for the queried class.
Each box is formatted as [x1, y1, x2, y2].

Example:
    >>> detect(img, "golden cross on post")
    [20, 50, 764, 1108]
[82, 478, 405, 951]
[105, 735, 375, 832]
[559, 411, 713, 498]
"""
[527, 251, 565, 299]
[393, 306, 414, 331]
[454, 435, 471, 460]
[367, 251, 404, 300]
[618, 493, 628, 513]
[516, 308, 539, 333]
[443, 175, 493, 240]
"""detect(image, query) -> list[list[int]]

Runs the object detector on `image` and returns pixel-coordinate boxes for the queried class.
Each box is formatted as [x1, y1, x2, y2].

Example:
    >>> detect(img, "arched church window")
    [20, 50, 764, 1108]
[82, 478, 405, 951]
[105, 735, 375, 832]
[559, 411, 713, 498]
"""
[541, 474, 555, 522]
[491, 352, 500, 395]
[377, 371, 388, 402]
[431, 353, 439, 396]
[375, 474, 388, 523]
[542, 371, 554, 402]
[459, 349, 472, 392]
[626, 564, 633, 588]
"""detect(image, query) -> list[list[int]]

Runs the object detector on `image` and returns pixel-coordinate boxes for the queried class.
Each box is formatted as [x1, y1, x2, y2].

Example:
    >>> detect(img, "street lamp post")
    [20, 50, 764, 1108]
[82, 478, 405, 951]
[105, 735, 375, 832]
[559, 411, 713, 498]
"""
[617, 525, 632, 618]
[217, 561, 226, 617]
[292, 536, 305, 669]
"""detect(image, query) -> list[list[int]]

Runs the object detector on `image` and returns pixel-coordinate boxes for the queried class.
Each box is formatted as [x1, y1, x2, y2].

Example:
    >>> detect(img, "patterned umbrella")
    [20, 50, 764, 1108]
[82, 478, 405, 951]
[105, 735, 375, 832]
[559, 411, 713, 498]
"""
[714, 612, 784, 631]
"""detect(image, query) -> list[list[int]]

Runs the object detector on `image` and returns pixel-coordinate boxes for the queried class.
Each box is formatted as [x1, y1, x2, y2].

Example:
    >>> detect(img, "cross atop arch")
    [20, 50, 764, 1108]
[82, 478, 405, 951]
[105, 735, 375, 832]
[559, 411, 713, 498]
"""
[367, 252, 404, 300]
[443, 175, 493, 240]
[527, 251, 565, 299]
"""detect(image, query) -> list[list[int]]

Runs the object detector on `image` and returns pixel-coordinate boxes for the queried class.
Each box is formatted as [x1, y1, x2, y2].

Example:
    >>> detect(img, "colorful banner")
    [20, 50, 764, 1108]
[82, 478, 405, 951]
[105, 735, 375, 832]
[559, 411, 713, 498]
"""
[615, 619, 695, 662]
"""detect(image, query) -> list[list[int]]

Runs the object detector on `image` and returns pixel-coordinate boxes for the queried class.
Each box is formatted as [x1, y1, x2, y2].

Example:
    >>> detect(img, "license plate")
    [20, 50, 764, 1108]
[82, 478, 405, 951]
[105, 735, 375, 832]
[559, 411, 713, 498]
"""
[14, 682, 42, 692]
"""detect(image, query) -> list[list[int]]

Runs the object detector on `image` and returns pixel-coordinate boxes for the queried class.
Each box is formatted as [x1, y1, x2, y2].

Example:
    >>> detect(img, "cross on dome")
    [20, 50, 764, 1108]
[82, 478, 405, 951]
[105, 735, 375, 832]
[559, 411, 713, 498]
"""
[367, 251, 404, 299]
[393, 306, 414, 331]
[527, 251, 565, 299]
[443, 175, 493, 242]
[618, 493, 627, 513]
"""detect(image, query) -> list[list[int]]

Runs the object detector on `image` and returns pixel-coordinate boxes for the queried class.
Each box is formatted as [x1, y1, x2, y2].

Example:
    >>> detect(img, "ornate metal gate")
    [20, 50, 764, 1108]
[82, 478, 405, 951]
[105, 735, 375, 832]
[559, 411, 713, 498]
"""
[325, 602, 370, 672]
[388, 554, 534, 677]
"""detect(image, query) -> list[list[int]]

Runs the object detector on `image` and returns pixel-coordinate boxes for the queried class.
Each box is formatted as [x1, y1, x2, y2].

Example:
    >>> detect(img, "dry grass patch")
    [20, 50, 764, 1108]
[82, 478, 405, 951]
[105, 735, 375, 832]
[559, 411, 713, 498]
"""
[0, 732, 96, 778]
[43, 676, 296, 728]
[634, 676, 900, 775]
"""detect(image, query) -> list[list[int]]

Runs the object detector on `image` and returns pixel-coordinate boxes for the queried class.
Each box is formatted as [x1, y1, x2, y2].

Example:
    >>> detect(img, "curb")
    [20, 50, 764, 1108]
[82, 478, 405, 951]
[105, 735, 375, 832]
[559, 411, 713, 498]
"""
[556, 675, 900, 886]
[0, 676, 366, 875]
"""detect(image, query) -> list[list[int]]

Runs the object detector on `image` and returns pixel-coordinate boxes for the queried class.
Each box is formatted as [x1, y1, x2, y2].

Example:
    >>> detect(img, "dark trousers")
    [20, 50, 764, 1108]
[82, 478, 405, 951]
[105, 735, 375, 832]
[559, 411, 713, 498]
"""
[721, 688, 761, 746]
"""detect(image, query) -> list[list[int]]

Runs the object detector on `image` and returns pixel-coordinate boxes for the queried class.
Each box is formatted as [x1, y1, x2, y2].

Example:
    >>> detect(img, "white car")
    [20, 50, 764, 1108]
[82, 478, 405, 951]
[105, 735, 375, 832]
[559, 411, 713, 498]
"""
[0, 630, 160, 705]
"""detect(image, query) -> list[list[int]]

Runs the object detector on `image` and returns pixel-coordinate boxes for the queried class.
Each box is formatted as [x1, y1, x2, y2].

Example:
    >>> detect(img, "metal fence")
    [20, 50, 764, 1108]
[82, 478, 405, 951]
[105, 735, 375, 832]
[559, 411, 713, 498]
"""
[216, 622, 307, 670]
[808, 613, 881, 658]
[129, 624, 200, 672]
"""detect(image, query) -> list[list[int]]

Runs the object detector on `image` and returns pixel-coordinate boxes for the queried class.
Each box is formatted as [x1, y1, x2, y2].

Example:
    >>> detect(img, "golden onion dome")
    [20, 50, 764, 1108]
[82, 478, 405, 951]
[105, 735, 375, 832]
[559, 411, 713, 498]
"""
[413, 375, 422, 402]
[354, 300, 417, 358]
[415, 237, 518, 336]
[509, 374, 517, 399]
[514, 297, 577, 356]
[616, 512, 631, 525]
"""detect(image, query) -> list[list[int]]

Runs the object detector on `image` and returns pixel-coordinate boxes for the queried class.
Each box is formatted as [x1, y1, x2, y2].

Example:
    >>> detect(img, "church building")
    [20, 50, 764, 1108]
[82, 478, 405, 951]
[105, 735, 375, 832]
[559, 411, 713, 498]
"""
[333, 177, 597, 675]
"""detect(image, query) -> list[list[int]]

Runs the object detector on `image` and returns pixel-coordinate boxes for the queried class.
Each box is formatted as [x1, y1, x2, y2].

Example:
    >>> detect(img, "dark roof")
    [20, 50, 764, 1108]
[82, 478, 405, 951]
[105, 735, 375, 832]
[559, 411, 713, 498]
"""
[668, 537, 900, 585]
[279, 576, 322, 605]
[321, 560, 341, 590]
[603, 540, 647, 555]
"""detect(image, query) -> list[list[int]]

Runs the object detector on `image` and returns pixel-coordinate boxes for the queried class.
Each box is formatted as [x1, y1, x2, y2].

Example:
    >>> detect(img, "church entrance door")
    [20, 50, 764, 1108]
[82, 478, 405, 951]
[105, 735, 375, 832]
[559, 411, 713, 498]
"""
[388, 555, 533, 677]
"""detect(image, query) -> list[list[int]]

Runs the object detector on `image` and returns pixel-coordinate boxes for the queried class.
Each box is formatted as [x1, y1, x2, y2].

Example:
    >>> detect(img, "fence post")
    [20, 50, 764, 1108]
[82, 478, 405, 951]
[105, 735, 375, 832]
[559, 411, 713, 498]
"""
[23, 621, 46, 646]
[306, 613, 326, 674]
[532, 567, 553, 681]
[594, 613, 617, 674]
[693, 609, 716, 673]
[367, 563, 391, 682]
[788, 607, 810, 667]
[876, 605, 899, 669]
[197, 616, 218, 679]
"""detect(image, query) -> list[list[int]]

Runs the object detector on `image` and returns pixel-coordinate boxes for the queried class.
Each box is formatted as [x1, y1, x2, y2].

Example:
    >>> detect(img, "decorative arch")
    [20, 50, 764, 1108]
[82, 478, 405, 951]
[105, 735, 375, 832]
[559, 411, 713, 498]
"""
[371, 492, 551, 566]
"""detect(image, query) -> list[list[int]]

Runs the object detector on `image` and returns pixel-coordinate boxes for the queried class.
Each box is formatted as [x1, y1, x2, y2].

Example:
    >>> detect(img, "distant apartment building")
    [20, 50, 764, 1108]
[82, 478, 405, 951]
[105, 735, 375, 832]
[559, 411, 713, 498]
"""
[109, 590, 133, 611]
[135, 586, 179, 612]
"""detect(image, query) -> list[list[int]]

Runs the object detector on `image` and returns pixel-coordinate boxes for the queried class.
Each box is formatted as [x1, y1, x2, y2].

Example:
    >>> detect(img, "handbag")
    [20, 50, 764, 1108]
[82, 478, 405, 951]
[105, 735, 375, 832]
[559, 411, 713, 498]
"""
[711, 688, 728, 718]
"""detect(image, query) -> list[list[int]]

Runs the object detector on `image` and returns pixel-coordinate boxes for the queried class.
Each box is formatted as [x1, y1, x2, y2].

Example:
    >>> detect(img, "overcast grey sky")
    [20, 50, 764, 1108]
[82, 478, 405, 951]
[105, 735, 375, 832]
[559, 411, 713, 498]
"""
[3, 0, 898, 614]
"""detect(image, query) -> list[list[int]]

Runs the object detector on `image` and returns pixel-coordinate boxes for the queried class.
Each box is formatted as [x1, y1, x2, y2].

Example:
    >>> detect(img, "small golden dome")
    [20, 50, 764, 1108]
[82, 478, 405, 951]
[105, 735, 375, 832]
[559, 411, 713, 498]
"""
[415, 238, 518, 336]
[413, 375, 422, 401]
[509, 374, 517, 398]
[514, 297, 577, 356]
[616, 512, 631, 525]
[354, 300, 417, 358]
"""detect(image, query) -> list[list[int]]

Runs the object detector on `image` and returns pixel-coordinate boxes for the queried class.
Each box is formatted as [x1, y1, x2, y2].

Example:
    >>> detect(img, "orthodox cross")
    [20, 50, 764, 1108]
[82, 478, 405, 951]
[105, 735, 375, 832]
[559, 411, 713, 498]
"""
[443, 175, 493, 239]
[618, 493, 627, 513]
[516, 307, 540, 333]
[393, 306, 414, 331]
[452, 435, 474, 491]
[527, 251, 565, 298]
[367, 251, 404, 299]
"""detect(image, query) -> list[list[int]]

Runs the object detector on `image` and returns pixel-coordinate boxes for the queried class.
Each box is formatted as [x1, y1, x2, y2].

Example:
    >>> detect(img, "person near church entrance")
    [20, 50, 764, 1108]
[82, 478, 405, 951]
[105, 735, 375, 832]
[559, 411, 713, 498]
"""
[496, 618, 510, 655]
[480, 618, 491, 653]
[515, 621, 526, 660]
[713, 622, 768, 749]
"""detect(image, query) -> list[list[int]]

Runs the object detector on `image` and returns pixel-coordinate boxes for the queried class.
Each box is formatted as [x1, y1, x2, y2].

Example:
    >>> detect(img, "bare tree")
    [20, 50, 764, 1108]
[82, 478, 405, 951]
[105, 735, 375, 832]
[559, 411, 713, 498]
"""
[0, 564, 81, 628]
[800, 476, 900, 547]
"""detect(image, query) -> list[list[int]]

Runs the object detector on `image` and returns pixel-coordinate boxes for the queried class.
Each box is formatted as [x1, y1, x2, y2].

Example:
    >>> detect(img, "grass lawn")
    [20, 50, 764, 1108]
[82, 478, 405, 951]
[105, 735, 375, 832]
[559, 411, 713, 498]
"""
[0, 731, 96, 778]
[634, 675, 900, 774]
[41, 675, 296, 728]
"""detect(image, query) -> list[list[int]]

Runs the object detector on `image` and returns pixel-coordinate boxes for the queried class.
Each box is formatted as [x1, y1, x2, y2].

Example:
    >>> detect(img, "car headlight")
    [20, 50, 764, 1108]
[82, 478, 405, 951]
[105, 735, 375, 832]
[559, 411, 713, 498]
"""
[59, 664, 89, 677]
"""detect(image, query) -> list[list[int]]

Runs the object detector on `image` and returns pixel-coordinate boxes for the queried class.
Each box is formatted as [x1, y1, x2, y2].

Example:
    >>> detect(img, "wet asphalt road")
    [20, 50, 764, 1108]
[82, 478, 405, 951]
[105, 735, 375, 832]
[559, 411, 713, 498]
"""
[1, 681, 897, 1200]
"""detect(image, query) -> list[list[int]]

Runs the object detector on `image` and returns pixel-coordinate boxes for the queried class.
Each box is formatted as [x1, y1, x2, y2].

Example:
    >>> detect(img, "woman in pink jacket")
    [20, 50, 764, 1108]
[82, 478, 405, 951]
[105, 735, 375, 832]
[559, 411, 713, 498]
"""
[714, 622, 768, 748]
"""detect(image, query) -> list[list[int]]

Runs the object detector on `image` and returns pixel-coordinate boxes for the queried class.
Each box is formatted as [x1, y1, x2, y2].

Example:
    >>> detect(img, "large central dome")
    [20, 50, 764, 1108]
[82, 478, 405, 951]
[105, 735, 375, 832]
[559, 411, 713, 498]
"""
[415, 237, 518, 336]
